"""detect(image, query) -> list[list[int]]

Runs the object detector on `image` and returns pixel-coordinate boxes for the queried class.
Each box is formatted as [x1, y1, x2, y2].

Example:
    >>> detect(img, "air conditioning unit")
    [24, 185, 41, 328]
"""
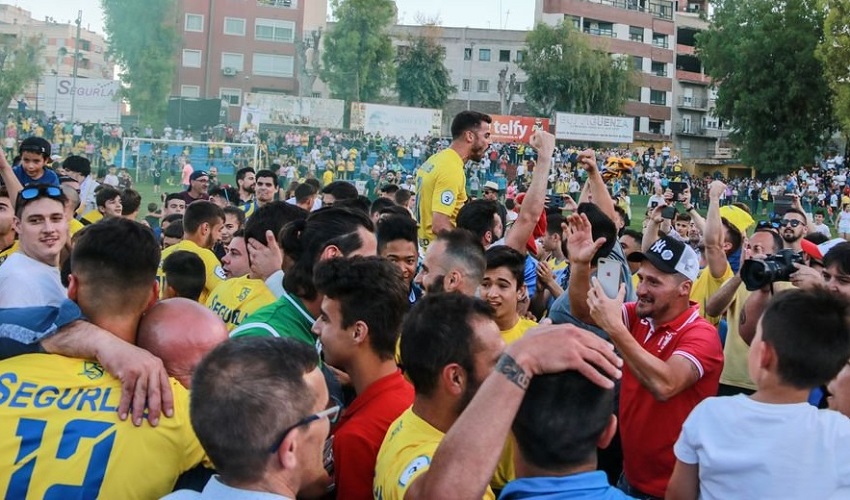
[222, 67, 237, 76]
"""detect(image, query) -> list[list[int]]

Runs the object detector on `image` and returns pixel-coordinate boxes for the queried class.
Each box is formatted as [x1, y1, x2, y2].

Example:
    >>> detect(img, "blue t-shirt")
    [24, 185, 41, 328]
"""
[13, 165, 60, 187]
[499, 471, 636, 499]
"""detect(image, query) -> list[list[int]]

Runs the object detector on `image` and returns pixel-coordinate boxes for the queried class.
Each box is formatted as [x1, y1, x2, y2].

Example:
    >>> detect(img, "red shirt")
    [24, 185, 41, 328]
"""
[332, 370, 414, 500]
[619, 302, 723, 498]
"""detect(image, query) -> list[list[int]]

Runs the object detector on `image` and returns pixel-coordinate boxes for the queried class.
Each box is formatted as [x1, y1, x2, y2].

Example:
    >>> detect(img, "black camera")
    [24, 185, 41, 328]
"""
[740, 249, 803, 291]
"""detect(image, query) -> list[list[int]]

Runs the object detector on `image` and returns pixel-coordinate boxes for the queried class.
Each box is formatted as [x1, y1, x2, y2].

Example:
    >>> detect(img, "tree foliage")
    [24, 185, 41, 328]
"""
[519, 22, 633, 117]
[396, 34, 455, 108]
[0, 34, 42, 113]
[699, 0, 834, 173]
[322, 0, 395, 103]
[817, 0, 850, 142]
[102, 0, 178, 126]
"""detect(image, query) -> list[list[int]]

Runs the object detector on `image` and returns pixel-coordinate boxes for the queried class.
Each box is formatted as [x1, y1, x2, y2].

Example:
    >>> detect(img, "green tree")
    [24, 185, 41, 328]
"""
[322, 0, 395, 103]
[0, 34, 42, 114]
[396, 34, 456, 108]
[102, 0, 178, 127]
[699, 0, 834, 173]
[519, 22, 633, 117]
[817, 0, 850, 145]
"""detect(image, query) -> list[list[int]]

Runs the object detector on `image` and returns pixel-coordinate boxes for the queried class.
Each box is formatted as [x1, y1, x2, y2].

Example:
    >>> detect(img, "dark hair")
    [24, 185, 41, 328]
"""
[314, 257, 408, 360]
[164, 192, 184, 206]
[333, 195, 371, 214]
[804, 232, 829, 245]
[721, 219, 744, 254]
[457, 200, 499, 242]
[321, 180, 358, 201]
[784, 207, 808, 222]
[380, 184, 400, 195]
[190, 337, 318, 484]
[761, 288, 850, 389]
[95, 186, 121, 208]
[378, 205, 411, 218]
[377, 214, 418, 253]
[613, 204, 630, 229]
[163, 220, 184, 240]
[450, 111, 492, 140]
[577, 203, 616, 266]
[304, 178, 321, 190]
[485, 245, 525, 289]
[395, 188, 412, 207]
[19, 136, 51, 160]
[223, 206, 246, 228]
[255, 169, 278, 188]
[162, 250, 206, 301]
[243, 201, 307, 246]
[401, 293, 494, 396]
[71, 218, 160, 310]
[435, 229, 486, 286]
[294, 183, 317, 204]
[210, 185, 239, 206]
[120, 188, 142, 215]
[824, 241, 850, 275]
[183, 201, 225, 234]
[505, 198, 516, 210]
[675, 212, 692, 223]
[62, 155, 91, 177]
[512, 370, 614, 471]
[236, 167, 255, 183]
[546, 213, 564, 236]
[281, 207, 374, 300]
[370, 197, 396, 217]
[621, 228, 643, 245]
[754, 228, 784, 255]
[162, 213, 184, 227]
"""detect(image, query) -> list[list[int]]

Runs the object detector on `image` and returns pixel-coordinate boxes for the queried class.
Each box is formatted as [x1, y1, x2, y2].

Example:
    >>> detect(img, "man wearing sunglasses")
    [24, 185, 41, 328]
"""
[0, 184, 68, 307]
[779, 208, 809, 253]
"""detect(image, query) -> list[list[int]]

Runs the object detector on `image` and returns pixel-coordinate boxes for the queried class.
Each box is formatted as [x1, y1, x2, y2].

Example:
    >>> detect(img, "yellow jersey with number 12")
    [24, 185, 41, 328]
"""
[0, 354, 205, 500]
[415, 148, 467, 250]
[157, 239, 226, 303]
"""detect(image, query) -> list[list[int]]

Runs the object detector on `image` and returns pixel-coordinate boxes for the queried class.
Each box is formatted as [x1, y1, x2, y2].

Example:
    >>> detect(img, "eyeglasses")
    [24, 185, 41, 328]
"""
[756, 220, 781, 230]
[780, 219, 803, 228]
[18, 185, 63, 202]
[267, 405, 341, 453]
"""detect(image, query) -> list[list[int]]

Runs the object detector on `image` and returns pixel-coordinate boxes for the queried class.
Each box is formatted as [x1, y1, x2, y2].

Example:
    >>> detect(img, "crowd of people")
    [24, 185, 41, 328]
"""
[0, 108, 850, 500]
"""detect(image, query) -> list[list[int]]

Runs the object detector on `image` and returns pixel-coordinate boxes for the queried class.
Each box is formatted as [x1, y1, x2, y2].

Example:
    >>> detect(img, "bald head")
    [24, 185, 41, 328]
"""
[138, 298, 229, 388]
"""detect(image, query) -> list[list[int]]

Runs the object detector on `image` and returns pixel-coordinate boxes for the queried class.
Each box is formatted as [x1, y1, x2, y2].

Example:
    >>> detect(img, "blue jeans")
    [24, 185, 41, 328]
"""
[616, 473, 662, 500]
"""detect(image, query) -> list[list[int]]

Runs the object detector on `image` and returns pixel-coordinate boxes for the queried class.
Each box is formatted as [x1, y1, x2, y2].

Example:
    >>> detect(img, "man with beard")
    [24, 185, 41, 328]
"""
[416, 111, 492, 250]
[235, 167, 256, 205]
[414, 228, 485, 297]
[157, 201, 225, 303]
[241, 169, 277, 219]
[780, 207, 809, 253]
[584, 234, 723, 499]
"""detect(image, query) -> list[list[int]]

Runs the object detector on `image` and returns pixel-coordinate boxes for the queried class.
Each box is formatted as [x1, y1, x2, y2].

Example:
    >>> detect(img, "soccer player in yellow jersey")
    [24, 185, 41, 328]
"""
[0, 218, 205, 500]
[373, 294, 505, 500]
[158, 201, 225, 303]
[416, 111, 492, 250]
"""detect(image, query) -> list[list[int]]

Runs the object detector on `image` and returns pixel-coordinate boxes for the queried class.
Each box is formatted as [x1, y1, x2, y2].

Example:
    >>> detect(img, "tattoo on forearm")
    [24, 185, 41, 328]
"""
[496, 353, 530, 390]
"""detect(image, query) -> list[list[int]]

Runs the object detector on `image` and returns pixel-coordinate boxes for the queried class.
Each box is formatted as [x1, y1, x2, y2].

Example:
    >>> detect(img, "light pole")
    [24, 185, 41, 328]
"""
[70, 10, 82, 124]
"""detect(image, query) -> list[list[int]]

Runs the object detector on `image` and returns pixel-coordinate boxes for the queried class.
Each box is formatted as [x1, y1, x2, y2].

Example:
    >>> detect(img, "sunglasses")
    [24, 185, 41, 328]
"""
[780, 219, 803, 228]
[756, 220, 781, 230]
[18, 185, 63, 202]
[267, 405, 341, 453]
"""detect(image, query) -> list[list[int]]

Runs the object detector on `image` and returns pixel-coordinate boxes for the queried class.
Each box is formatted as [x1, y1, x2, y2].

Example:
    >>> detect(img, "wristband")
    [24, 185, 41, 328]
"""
[496, 353, 530, 390]
[685, 205, 695, 212]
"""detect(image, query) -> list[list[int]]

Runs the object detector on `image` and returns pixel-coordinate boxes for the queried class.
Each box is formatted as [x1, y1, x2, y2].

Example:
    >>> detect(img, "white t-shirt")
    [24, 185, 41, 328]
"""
[674, 395, 850, 500]
[839, 211, 850, 232]
[814, 223, 832, 237]
[0, 252, 66, 307]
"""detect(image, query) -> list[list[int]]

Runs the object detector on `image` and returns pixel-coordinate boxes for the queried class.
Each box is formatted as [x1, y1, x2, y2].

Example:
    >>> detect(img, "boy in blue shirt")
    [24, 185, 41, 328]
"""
[13, 136, 60, 186]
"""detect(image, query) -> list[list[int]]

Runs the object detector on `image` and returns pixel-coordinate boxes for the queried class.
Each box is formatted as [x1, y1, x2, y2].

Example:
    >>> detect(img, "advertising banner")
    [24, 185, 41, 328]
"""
[488, 115, 550, 143]
[554, 112, 635, 144]
[44, 77, 121, 123]
[243, 93, 345, 129]
[350, 102, 442, 139]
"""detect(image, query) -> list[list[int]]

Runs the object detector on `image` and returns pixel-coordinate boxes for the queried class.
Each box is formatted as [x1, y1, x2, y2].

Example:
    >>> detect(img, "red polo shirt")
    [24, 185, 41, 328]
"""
[331, 370, 414, 500]
[619, 301, 723, 498]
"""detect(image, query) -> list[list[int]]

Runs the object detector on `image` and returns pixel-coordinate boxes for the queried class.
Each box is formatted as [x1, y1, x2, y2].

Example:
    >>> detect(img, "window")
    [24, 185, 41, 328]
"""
[584, 20, 614, 37]
[221, 52, 245, 72]
[651, 61, 667, 77]
[253, 53, 294, 77]
[650, 89, 667, 105]
[516, 50, 527, 63]
[311, 92, 322, 98]
[464, 47, 472, 60]
[632, 56, 643, 72]
[648, 120, 664, 134]
[182, 49, 202, 68]
[181, 85, 200, 98]
[634, 118, 641, 131]
[80, 40, 91, 51]
[220, 88, 242, 106]
[652, 33, 668, 49]
[224, 17, 246, 36]
[515, 81, 526, 94]
[477, 79, 489, 92]
[499, 50, 511, 62]
[462, 79, 471, 92]
[629, 26, 644, 42]
[628, 84, 642, 101]
[479, 49, 491, 61]
[185, 13, 203, 32]
[565, 15, 581, 29]
[255, 18, 295, 43]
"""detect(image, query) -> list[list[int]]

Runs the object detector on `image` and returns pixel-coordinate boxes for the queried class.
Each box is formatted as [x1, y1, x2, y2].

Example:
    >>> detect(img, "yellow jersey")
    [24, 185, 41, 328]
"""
[0, 354, 204, 500]
[158, 239, 226, 303]
[322, 169, 334, 187]
[415, 148, 467, 249]
[69, 218, 85, 237]
[79, 209, 103, 226]
[500, 317, 537, 346]
[374, 407, 495, 500]
[205, 276, 276, 331]
[0, 241, 19, 267]
[689, 263, 734, 326]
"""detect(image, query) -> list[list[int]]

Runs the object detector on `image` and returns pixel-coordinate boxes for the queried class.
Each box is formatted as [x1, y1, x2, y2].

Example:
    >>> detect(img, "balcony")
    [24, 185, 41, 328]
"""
[583, 28, 616, 37]
[567, 0, 675, 20]
[676, 121, 707, 136]
[257, 0, 297, 7]
[676, 69, 710, 85]
[677, 96, 708, 110]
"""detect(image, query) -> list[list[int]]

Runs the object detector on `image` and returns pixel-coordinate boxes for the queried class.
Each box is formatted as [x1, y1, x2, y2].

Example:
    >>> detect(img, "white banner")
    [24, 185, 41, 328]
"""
[350, 102, 442, 139]
[243, 93, 345, 129]
[44, 77, 121, 123]
[554, 112, 635, 144]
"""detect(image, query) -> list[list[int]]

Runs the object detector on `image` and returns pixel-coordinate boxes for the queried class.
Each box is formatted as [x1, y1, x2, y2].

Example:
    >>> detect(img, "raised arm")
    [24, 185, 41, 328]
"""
[566, 213, 608, 325]
[504, 131, 555, 255]
[0, 149, 23, 201]
[704, 181, 729, 279]
[578, 150, 617, 223]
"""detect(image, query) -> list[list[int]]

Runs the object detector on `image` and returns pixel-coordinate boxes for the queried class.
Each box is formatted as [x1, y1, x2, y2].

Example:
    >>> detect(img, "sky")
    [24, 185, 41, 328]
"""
[9, 0, 536, 36]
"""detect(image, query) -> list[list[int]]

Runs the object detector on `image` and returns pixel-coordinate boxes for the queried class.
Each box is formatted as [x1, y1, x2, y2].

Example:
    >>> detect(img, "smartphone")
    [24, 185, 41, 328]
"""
[662, 206, 677, 220]
[597, 258, 621, 299]
[669, 181, 688, 200]
[650, 201, 659, 209]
